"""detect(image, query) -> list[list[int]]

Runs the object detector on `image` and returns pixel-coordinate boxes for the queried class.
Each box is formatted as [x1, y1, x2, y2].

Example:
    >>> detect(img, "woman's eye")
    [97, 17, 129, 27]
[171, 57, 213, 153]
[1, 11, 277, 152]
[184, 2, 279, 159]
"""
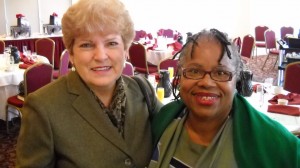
[189, 69, 200, 74]
[216, 70, 228, 76]
[108, 41, 118, 46]
[80, 43, 93, 48]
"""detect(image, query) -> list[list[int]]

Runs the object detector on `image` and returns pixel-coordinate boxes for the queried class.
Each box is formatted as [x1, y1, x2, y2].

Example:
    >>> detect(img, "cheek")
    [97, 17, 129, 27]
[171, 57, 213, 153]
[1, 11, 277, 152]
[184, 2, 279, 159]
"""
[179, 78, 194, 95]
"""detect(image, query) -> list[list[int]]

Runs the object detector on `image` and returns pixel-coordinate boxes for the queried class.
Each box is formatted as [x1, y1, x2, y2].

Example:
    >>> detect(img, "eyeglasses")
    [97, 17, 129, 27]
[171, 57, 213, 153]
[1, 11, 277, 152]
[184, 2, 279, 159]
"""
[182, 67, 234, 82]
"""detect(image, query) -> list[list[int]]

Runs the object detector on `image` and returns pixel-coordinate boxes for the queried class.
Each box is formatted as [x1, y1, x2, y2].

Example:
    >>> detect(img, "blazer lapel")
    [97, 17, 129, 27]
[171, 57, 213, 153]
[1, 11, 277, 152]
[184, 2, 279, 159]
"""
[66, 72, 128, 152]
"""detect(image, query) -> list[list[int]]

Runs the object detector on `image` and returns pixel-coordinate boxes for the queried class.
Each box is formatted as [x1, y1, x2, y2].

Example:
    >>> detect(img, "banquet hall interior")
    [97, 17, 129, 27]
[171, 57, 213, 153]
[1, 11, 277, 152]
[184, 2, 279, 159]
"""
[1, 0, 300, 167]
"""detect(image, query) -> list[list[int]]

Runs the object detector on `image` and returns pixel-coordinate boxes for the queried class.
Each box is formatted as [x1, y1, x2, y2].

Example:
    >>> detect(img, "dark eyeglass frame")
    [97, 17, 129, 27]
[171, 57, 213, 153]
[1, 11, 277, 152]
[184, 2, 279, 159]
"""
[182, 67, 235, 82]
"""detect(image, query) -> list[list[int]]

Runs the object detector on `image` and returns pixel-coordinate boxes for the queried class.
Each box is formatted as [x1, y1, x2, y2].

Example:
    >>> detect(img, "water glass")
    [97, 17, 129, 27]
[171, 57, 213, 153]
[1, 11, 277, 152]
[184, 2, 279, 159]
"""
[264, 78, 273, 93]
[256, 85, 264, 107]
[23, 46, 28, 55]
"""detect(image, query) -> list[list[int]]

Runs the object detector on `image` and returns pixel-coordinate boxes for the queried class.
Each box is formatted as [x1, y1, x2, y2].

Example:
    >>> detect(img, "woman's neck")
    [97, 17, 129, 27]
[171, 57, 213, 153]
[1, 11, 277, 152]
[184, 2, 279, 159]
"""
[184, 113, 230, 146]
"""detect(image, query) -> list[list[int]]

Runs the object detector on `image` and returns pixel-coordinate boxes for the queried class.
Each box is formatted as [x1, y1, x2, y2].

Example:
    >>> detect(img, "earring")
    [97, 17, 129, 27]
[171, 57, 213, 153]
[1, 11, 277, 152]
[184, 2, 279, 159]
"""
[71, 63, 76, 71]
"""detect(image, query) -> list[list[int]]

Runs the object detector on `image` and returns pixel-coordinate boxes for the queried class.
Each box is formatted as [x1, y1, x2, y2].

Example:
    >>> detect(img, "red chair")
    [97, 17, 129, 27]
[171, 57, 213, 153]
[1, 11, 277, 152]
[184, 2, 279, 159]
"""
[158, 58, 179, 73]
[122, 61, 134, 76]
[128, 42, 158, 76]
[6, 63, 53, 133]
[0, 40, 5, 54]
[233, 37, 241, 53]
[280, 26, 294, 40]
[261, 29, 280, 70]
[240, 35, 254, 67]
[254, 25, 269, 56]
[53, 49, 70, 79]
[284, 61, 300, 94]
[35, 38, 55, 66]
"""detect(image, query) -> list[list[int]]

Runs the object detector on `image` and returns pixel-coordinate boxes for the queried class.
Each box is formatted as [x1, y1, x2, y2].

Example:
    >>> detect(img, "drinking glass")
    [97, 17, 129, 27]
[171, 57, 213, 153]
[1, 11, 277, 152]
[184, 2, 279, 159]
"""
[256, 85, 264, 107]
[264, 78, 273, 93]
[156, 87, 164, 102]
[23, 46, 28, 56]
[168, 67, 174, 79]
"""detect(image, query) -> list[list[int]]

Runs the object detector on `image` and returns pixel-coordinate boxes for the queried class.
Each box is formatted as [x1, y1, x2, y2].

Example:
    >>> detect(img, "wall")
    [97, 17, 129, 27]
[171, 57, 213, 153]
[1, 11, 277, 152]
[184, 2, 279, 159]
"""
[0, 0, 71, 36]
[0, 0, 299, 39]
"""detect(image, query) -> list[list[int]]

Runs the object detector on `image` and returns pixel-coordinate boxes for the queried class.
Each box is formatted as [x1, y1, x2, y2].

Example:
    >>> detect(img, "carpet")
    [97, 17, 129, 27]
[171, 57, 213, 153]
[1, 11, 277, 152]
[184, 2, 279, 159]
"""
[0, 119, 19, 168]
[247, 55, 278, 85]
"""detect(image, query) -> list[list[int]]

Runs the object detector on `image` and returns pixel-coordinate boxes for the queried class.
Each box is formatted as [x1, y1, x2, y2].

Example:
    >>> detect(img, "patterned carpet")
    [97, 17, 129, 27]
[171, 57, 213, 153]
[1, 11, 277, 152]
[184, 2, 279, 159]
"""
[247, 55, 278, 85]
[0, 55, 278, 167]
[0, 119, 19, 168]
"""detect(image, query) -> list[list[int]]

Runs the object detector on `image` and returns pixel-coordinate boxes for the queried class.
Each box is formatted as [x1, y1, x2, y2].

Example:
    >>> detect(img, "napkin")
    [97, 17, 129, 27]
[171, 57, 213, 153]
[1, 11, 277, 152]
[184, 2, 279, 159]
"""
[19, 56, 36, 69]
[19, 63, 31, 69]
[268, 105, 300, 116]
[268, 93, 300, 105]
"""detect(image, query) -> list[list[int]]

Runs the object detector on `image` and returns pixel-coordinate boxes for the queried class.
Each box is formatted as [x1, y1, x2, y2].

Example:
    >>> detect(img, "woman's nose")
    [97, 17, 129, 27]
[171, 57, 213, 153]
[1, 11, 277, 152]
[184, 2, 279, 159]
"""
[94, 45, 108, 60]
[196, 73, 216, 87]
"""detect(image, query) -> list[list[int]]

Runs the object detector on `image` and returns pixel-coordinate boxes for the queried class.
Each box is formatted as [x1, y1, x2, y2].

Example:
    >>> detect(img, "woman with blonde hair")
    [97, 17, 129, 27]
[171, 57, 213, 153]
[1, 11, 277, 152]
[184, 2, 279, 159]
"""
[16, 0, 162, 167]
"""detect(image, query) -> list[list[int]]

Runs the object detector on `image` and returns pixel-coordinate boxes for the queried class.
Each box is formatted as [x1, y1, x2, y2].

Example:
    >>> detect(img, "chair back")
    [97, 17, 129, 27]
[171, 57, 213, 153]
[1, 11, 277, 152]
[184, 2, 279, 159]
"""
[255, 26, 269, 42]
[158, 58, 178, 73]
[240, 34, 254, 59]
[128, 42, 149, 73]
[58, 49, 70, 77]
[35, 38, 55, 66]
[163, 29, 174, 38]
[24, 63, 53, 96]
[264, 29, 277, 50]
[122, 61, 134, 76]
[0, 40, 5, 54]
[233, 37, 241, 53]
[280, 26, 294, 40]
[284, 61, 300, 94]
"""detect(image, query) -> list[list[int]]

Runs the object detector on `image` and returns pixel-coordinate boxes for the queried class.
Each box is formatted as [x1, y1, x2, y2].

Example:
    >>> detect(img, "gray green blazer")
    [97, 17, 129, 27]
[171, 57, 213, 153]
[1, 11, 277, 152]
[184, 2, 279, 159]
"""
[16, 71, 162, 168]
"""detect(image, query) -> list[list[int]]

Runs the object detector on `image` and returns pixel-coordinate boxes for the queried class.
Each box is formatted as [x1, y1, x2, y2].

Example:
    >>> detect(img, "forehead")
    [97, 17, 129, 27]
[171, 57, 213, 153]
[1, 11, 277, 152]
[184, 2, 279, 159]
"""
[182, 39, 234, 69]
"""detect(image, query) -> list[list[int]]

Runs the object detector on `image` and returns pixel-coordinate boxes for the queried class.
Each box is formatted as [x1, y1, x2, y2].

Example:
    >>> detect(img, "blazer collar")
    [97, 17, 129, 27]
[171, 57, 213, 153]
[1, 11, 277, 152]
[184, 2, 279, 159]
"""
[66, 72, 130, 152]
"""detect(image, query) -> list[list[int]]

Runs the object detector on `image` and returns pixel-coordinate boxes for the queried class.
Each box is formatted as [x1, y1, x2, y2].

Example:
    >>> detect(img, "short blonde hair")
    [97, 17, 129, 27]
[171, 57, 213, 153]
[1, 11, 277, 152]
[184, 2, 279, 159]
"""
[62, 0, 134, 54]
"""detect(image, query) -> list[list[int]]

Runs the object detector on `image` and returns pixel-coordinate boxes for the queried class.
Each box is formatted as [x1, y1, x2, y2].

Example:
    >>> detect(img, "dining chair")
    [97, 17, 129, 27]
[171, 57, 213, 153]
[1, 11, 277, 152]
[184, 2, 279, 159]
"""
[6, 62, 53, 133]
[128, 42, 158, 77]
[240, 34, 255, 67]
[122, 61, 134, 76]
[261, 29, 280, 70]
[53, 49, 70, 79]
[280, 26, 294, 41]
[158, 58, 179, 73]
[233, 37, 241, 53]
[254, 25, 269, 57]
[0, 40, 5, 54]
[283, 61, 300, 94]
[35, 38, 55, 66]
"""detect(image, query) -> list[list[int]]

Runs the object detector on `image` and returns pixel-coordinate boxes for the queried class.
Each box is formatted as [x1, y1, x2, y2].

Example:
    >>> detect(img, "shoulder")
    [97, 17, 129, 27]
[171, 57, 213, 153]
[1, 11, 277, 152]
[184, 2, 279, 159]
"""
[151, 100, 186, 144]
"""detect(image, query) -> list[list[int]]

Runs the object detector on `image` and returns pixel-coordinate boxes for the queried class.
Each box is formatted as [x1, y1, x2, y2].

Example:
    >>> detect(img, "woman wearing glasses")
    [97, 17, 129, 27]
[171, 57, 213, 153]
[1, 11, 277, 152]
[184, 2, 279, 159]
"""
[148, 29, 300, 168]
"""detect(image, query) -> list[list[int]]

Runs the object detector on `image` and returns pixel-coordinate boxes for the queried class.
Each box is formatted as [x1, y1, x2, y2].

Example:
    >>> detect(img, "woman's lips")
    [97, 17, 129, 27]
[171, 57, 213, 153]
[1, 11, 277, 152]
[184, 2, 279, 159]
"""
[193, 92, 219, 106]
[91, 66, 111, 71]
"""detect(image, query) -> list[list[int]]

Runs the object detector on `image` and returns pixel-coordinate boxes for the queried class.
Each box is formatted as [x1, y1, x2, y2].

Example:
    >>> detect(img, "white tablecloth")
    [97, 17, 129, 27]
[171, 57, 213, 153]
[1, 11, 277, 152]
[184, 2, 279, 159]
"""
[146, 49, 173, 65]
[0, 63, 25, 120]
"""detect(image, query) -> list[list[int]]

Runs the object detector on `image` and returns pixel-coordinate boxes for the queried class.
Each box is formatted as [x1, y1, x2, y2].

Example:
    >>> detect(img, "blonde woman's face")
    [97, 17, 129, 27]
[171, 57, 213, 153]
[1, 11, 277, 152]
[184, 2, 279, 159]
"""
[70, 32, 127, 92]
